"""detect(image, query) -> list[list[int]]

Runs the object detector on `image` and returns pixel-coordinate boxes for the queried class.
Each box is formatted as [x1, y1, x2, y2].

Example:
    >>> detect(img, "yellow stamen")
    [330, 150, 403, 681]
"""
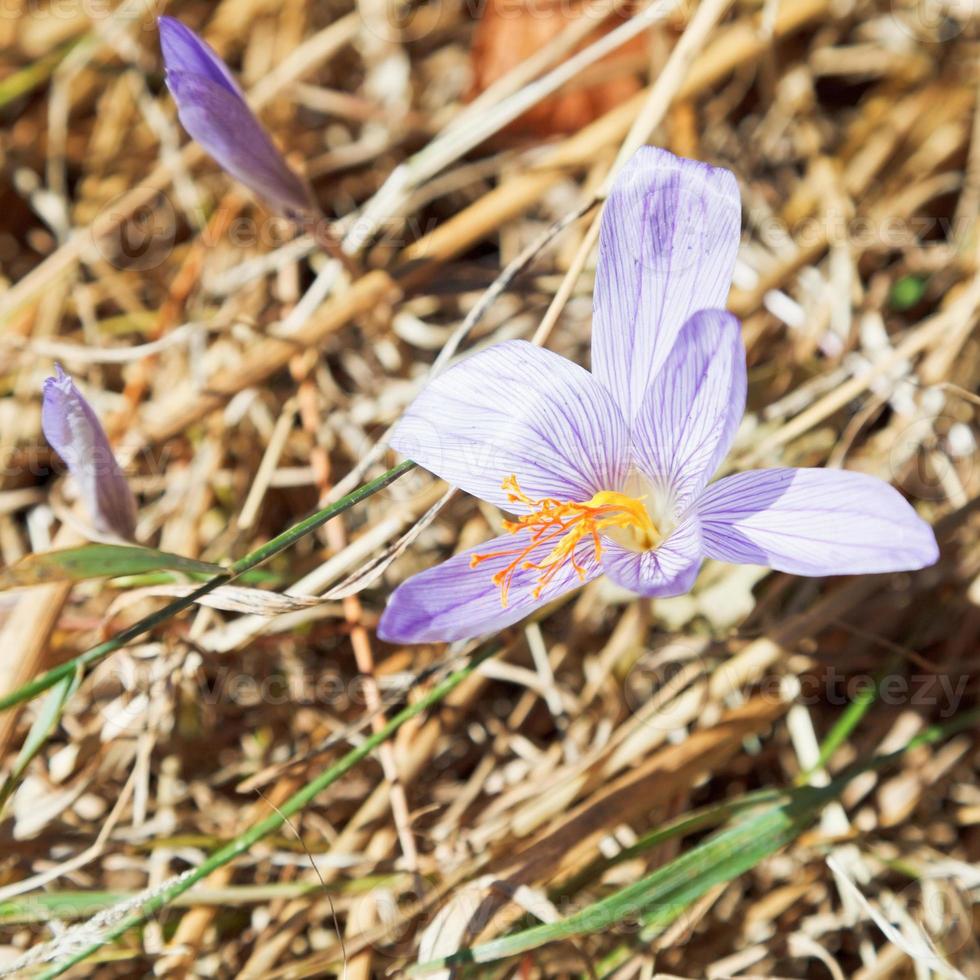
[471, 475, 661, 607]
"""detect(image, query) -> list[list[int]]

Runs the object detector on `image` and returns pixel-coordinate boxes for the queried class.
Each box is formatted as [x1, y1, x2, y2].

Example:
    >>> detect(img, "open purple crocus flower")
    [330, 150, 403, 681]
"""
[378, 148, 938, 644]
[158, 16, 312, 219]
[42, 366, 137, 542]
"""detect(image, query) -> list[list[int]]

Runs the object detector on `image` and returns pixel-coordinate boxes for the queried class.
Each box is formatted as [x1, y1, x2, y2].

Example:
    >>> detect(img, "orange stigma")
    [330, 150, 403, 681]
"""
[470, 475, 660, 607]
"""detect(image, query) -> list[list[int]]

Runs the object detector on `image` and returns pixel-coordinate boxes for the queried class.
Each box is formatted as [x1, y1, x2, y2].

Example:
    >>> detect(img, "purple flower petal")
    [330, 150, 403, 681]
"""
[377, 527, 601, 643]
[157, 15, 241, 94]
[41, 366, 137, 541]
[698, 468, 939, 575]
[158, 17, 312, 219]
[631, 308, 745, 508]
[591, 147, 741, 423]
[599, 511, 703, 597]
[391, 340, 631, 512]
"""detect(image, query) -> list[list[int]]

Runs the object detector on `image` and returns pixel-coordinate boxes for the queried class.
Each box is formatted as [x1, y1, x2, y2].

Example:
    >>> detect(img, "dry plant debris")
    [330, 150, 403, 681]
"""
[0, 0, 978, 977]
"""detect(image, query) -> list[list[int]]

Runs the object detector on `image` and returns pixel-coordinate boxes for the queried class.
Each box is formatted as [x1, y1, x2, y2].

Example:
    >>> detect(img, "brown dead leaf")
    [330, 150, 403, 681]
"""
[469, 0, 649, 137]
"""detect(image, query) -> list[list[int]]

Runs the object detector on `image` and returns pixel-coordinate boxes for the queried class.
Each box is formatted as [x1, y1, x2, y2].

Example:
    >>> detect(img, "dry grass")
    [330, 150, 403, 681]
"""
[0, 0, 978, 976]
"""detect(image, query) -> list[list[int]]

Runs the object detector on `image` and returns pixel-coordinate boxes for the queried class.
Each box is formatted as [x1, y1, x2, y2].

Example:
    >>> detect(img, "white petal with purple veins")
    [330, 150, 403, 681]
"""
[698, 468, 939, 575]
[599, 510, 703, 597]
[391, 340, 631, 512]
[631, 308, 745, 508]
[378, 527, 600, 643]
[591, 147, 741, 423]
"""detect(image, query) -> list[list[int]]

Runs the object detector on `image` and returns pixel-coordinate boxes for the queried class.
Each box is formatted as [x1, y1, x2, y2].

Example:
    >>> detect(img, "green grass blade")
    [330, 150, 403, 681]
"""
[0, 545, 223, 591]
[800, 653, 903, 783]
[0, 669, 81, 812]
[36, 642, 492, 979]
[0, 882, 328, 924]
[0, 460, 414, 714]
[557, 788, 784, 897]
[412, 708, 980, 974]
[0, 38, 83, 108]
[411, 787, 827, 972]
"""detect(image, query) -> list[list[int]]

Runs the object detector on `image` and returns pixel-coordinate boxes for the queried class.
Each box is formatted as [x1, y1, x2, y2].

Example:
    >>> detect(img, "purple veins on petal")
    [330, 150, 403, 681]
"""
[630, 308, 746, 509]
[41, 366, 137, 542]
[389, 340, 631, 512]
[376, 146, 939, 646]
[697, 468, 939, 576]
[158, 16, 312, 219]
[599, 509, 704, 598]
[377, 527, 602, 644]
[591, 146, 742, 424]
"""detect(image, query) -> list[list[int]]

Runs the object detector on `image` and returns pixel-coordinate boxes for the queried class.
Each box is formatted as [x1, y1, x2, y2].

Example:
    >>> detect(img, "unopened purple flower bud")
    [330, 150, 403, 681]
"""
[41, 366, 137, 542]
[158, 16, 313, 220]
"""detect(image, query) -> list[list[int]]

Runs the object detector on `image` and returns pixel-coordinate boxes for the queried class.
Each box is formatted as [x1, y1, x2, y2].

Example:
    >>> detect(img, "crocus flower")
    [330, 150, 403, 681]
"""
[378, 148, 938, 644]
[42, 366, 137, 542]
[158, 16, 312, 219]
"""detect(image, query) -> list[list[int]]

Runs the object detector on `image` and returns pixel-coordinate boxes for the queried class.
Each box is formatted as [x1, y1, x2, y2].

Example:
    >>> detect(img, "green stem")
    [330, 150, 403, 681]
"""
[557, 788, 784, 898]
[0, 460, 415, 714]
[409, 706, 980, 973]
[799, 652, 904, 784]
[39, 642, 494, 979]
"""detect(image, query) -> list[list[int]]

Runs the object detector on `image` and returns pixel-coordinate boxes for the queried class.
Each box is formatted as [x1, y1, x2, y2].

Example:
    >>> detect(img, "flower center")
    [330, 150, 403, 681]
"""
[471, 475, 661, 607]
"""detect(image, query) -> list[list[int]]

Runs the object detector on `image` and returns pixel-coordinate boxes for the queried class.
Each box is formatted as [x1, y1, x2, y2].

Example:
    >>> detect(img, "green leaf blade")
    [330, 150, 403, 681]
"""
[0, 545, 224, 591]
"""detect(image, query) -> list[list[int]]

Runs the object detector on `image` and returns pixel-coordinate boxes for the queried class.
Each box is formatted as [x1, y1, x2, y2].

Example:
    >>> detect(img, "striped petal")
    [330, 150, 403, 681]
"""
[391, 340, 631, 512]
[599, 511, 703, 597]
[592, 147, 741, 423]
[378, 527, 600, 643]
[698, 468, 939, 575]
[631, 308, 746, 508]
